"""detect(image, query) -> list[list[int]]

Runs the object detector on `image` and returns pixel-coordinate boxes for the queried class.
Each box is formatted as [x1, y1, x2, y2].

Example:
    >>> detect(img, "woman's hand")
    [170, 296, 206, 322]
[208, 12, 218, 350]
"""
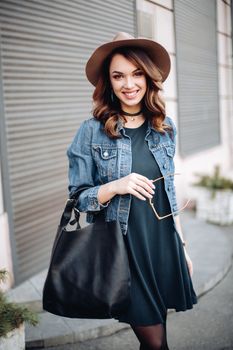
[97, 173, 155, 208]
[112, 172, 155, 200]
[184, 249, 194, 277]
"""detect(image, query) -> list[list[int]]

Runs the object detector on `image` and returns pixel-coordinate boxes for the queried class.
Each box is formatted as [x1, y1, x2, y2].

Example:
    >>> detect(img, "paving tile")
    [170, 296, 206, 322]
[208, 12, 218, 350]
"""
[29, 269, 47, 297]
[26, 312, 74, 348]
[63, 318, 129, 342]
[7, 280, 41, 304]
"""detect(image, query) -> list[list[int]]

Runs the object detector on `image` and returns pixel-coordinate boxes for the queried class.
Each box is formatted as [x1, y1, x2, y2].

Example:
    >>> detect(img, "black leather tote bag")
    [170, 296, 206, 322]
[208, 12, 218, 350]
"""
[42, 192, 131, 319]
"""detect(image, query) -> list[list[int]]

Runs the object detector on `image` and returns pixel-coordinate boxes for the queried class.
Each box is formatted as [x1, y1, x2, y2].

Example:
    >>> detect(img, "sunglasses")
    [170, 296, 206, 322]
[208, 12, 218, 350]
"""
[148, 172, 191, 220]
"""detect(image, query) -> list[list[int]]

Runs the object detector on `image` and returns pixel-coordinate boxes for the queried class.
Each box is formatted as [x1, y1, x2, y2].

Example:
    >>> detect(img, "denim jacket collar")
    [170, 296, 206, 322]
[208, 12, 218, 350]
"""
[116, 118, 157, 138]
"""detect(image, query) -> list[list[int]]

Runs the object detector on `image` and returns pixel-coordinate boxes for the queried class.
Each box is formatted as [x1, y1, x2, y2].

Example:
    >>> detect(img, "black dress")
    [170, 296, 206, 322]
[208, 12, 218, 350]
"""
[114, 120, 198, 327]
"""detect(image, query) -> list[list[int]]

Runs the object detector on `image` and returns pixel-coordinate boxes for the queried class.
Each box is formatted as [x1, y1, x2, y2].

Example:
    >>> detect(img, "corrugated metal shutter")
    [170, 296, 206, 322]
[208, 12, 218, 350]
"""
[174, 0, 220, 156]
[0, 0, 135, 284]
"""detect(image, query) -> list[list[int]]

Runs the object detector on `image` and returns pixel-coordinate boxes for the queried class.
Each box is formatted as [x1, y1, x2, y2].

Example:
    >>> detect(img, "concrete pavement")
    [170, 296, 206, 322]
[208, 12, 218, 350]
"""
[7, 210, 233, 349]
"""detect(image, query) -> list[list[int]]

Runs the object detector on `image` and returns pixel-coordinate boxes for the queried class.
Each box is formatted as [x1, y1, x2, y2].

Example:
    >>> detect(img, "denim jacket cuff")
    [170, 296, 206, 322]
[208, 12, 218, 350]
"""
[78, 185, 111, 212]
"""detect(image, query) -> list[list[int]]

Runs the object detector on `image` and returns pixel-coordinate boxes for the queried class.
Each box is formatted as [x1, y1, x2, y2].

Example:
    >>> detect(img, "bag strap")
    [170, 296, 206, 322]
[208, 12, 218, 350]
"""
[58, 198, 79, 228]
[59, 187, 91, 229]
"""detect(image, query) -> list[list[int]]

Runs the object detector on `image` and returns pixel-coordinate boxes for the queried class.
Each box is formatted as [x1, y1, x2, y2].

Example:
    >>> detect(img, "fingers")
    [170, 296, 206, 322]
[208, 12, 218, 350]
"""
[129, 173, 155, 200]
[133, 182, 153, 200]
[135, 173, 155, 190]
[130, 188, 148, 201]
[116, 172, 156, 200]
[136, 178, 155, 195]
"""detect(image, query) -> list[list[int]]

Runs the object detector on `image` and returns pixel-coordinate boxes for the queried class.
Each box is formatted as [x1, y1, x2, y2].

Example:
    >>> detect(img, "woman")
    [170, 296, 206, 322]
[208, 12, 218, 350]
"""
[67, 32, 198, 350]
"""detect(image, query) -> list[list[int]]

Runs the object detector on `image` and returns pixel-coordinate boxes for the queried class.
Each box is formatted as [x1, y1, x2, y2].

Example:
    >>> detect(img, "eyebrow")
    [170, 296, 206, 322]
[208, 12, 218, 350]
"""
[111, 68, 141, 74]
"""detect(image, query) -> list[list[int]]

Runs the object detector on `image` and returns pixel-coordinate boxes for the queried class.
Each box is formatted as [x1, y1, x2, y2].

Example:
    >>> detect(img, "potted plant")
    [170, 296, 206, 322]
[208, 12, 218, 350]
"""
[0, 269, 38, 350]
[192, 165, 233, 225]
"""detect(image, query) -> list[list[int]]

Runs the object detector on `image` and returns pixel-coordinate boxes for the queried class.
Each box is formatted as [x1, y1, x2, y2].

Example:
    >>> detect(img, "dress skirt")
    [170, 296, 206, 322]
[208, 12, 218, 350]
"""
[113, 120, 198, 327]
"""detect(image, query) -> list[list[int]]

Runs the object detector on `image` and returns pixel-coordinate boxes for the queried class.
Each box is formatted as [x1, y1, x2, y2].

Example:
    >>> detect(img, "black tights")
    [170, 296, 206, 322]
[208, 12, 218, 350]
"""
[131, 315, 169, 350]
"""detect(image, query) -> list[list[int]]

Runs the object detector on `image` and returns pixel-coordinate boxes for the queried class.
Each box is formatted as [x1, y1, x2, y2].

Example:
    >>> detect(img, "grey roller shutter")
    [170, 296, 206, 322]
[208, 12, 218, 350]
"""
[0, 0, 135, 284]
[174, 0, 220, 156]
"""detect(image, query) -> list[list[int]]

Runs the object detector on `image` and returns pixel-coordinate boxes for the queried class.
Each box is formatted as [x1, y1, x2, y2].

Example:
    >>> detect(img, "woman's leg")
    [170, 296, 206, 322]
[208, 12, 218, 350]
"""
[131, 315, 169, 350]
[163, 318, 169, 350]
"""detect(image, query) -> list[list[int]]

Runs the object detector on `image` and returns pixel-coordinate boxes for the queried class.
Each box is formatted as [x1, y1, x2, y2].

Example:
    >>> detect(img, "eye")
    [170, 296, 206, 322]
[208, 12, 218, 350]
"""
[112, 74, 122, 80]
[134, 71, 144, 77]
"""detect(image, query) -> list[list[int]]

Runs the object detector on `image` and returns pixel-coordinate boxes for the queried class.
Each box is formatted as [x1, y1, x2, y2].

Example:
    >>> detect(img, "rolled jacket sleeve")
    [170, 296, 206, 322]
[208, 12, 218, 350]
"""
[66, 120, 110, 212]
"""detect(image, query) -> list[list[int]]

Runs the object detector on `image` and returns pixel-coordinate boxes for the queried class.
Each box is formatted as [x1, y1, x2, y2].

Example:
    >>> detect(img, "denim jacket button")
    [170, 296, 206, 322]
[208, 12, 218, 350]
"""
[163, 163, 167, 169]
[103, 151, 109, 157]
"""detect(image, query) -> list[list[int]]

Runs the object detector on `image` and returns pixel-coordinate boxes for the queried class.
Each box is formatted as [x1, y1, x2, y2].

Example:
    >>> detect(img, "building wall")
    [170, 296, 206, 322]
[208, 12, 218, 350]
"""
[0, 0, 232, 285]
[183, 0, 233, 202]
[217, 0, 233, 168]
[0, 0, 135, 285]
[137, 0, 233, 208]
[174, 0, 221, 156]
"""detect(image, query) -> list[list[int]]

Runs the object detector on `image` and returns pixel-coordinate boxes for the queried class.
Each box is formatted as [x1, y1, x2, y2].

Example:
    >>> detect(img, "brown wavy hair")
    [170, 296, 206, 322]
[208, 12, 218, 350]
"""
[92, 46, 171, 138]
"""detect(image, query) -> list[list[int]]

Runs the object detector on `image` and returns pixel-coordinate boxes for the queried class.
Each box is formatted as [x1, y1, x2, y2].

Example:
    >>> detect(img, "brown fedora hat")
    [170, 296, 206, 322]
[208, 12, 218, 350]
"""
[85, 32, 171, 86]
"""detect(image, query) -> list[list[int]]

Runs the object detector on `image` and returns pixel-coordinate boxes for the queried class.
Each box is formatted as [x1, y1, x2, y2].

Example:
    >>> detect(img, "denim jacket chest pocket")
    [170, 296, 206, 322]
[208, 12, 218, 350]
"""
[162, 144, 175, 172]
[151, 141, 175, 173]
[92, 145, 118, 182]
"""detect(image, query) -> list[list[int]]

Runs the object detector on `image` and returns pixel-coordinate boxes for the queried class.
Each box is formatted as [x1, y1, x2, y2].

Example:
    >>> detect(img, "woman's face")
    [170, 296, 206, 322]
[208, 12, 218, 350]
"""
[109, 53, 147, 112]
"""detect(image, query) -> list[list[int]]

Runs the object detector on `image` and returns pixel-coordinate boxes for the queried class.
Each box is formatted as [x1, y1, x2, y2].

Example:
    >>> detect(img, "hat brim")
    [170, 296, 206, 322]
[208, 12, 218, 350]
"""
[85, 38, 171, 86]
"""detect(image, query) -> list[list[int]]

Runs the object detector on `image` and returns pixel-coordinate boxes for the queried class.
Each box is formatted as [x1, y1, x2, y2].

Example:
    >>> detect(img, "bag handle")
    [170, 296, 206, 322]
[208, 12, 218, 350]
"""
[58, 198, 79, 229]
[59, 186, 102, 229]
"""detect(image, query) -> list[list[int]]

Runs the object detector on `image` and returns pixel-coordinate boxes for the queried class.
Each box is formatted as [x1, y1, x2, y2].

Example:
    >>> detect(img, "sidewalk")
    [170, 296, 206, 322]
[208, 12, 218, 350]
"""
[7, 210, 233, 349]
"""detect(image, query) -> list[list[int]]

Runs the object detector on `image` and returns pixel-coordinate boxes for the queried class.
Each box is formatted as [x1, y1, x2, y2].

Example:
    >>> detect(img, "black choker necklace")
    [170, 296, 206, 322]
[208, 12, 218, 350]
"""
[120, 109, 143, 117]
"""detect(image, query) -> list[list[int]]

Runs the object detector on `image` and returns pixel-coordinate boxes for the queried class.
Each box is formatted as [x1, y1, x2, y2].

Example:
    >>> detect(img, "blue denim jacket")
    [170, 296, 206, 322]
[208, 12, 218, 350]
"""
[67, 116, 179, 235]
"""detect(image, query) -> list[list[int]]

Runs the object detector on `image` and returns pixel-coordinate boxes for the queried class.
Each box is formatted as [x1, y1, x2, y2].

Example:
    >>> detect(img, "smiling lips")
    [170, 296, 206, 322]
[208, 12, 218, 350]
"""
[122, 90, 139, 99]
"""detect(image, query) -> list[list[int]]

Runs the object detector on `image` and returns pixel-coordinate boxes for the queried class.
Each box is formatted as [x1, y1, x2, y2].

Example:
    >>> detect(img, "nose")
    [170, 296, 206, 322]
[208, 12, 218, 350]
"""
[124, 76, 134, 89]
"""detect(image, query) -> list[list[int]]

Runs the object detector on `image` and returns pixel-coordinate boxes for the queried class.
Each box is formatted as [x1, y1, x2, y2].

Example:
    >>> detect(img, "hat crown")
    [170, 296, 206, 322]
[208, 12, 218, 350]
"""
[112, 32, 135, 42]
[85, 32, 171, 86]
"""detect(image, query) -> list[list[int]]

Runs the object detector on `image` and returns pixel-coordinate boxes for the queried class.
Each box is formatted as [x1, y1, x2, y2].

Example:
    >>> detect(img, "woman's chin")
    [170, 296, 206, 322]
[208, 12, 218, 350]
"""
[120, 99, 142, 109]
